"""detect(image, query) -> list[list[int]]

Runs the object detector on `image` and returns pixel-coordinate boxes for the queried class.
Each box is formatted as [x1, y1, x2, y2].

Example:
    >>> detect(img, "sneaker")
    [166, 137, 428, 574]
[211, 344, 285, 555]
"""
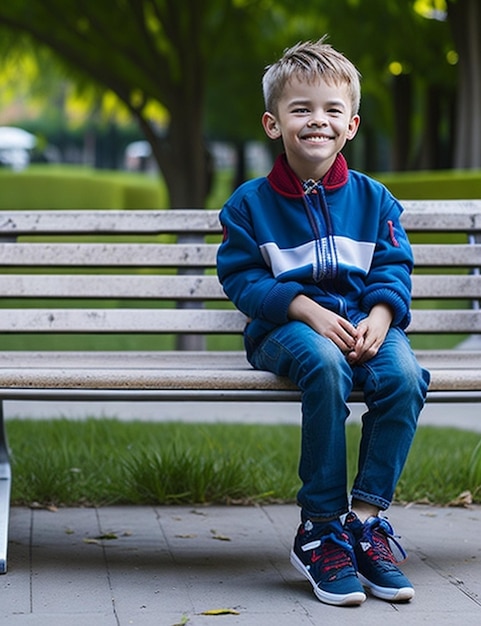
[344, 512, 415, 602]
[290, 519, 366, 606]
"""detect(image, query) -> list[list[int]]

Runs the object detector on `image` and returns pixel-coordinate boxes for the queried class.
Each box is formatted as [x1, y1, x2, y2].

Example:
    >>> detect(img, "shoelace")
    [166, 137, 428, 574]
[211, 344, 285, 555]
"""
[303, 530, 356, 577]
[362, 517, 407, 564]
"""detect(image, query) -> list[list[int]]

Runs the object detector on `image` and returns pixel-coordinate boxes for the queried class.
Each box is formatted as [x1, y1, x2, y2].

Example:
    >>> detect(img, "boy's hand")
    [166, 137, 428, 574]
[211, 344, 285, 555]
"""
[346, 304, 394, 365]
[288, 295, 357, 354]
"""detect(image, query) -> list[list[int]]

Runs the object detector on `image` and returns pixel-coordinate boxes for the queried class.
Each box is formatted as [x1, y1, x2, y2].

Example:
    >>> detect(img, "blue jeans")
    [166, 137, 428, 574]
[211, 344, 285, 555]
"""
[248, 321, 430, 521]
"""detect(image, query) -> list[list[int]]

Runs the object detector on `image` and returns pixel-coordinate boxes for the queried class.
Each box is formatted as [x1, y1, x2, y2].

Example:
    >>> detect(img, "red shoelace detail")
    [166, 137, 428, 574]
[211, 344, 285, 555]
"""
[310, 532, 355, 581]
[360, 518, 407, 564]
[366, 530, 396, 563]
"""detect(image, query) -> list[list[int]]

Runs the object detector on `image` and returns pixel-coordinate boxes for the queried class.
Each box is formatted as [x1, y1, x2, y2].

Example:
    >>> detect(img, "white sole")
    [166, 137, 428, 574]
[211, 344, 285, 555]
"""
[358, 573, 415, 602]
[290, 550, 366, 606]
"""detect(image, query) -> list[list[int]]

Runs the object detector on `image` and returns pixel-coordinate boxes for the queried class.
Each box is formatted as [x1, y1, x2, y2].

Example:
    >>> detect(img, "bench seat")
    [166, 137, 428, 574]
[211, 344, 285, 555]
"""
[0, 350, 480, 399]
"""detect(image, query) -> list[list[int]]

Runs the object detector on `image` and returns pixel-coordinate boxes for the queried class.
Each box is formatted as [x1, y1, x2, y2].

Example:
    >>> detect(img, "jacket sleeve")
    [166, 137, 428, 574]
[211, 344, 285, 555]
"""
[216, 200, 304, 324]
[360, 197, 413, 329]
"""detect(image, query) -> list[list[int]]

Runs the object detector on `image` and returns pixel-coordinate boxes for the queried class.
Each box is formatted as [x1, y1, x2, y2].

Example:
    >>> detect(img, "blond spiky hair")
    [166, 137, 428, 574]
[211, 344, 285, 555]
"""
[262, 37, 361, 117]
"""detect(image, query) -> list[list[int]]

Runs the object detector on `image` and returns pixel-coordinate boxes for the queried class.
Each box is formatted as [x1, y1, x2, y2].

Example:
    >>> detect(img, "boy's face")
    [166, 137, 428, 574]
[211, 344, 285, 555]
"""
[262, 76, 360, 181]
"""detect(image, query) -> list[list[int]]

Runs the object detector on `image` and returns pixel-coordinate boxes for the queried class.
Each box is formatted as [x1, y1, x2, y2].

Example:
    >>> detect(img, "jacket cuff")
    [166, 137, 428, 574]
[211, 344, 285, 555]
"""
[261, 282, 305, 324]
[362, 288, 411, 329]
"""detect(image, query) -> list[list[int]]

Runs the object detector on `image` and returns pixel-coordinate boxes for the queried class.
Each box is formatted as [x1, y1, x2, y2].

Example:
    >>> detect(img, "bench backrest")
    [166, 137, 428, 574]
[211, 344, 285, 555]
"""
[0, 200, 480, 345]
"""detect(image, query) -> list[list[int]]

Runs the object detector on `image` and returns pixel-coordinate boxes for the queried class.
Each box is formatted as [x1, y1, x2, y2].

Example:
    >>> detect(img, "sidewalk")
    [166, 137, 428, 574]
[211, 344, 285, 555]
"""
[2, 503, 480, 625]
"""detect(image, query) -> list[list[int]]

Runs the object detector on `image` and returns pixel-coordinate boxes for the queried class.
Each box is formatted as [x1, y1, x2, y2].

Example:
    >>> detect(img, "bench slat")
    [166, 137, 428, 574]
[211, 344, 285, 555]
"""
[1, 349, 480, 370]
[0, 242, 478, 269]
[0, 350, 252, 369]
[0, 308, 246, 333]
[0, 308, 478, 334]
[0, 210, 221, 235]
[400, 200, 481, 230]
[0, 243, 218, 267]
[0, 275, 225, 300]
[408, 309, 481, 333]
[1, 274, 479, 301]
[0, 351, 479, 392]
[1, 202, 481, 236]
[412, 275, 481, 299]
[412, 244, 481, 267]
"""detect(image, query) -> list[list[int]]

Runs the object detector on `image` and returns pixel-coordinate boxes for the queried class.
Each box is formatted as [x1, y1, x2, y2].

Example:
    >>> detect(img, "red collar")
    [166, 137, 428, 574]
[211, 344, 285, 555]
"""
[267, 153, 349, 198]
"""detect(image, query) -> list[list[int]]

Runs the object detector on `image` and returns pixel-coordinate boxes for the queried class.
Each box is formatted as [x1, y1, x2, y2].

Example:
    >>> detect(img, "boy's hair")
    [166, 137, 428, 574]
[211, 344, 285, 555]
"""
[262, 37, 361, 117]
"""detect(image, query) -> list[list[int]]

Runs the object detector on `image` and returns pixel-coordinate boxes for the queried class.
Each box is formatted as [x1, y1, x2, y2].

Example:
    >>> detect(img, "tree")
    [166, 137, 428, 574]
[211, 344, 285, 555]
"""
[0, 0, 254, 207]
[231, 0, 456, 172]
[1, 0, 476, 212]
[446, 0, 481, 168]
[307, 0, 456, 171]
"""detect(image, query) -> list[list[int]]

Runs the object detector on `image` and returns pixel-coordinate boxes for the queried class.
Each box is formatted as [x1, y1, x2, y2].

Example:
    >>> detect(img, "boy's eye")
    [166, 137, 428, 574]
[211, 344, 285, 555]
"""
[328, 107, 345, 115]
[292, 107, 309, 113]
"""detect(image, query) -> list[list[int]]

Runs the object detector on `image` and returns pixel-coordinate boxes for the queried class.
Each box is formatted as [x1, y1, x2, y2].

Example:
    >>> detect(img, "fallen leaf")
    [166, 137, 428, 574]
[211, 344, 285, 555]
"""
[94, 533, 118, 540]
[171, 615, 189, 626]
[201, 608, 240, 616]
[29, 502, 58, 512]
[414, 497, 431, 505]
[448, 490, 473, 508]
[210, 529, 231, 541]
[83, 538, 101, 545]
[175, 533, 197, 539]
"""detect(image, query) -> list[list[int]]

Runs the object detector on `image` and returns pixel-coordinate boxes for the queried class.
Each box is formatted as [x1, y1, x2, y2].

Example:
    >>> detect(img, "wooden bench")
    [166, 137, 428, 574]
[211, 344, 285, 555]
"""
[1, 200, 480, 573]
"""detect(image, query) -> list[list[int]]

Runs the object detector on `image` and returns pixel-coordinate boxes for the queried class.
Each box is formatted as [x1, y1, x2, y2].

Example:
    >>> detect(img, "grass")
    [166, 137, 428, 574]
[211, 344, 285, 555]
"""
[6, 419, 481, 508]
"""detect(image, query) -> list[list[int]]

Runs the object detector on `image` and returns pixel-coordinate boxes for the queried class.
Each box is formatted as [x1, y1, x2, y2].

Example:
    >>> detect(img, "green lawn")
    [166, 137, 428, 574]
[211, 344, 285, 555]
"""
[7, 419, 481, 508]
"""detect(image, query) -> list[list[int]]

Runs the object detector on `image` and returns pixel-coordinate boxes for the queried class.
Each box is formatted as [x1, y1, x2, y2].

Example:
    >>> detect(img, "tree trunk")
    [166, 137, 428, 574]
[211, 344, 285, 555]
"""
[448, 0, 481, 168]
[418, 84, 443, 170]
[391, 73, 413, 171]
[233, 141, 247, 190]
[134, 101, 209, 350]
[135, 102, 208, 209]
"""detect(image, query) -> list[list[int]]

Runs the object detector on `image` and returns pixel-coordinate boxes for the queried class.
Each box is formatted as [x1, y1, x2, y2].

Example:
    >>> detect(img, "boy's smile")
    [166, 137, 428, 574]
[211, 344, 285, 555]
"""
[262, 76, 360, 181]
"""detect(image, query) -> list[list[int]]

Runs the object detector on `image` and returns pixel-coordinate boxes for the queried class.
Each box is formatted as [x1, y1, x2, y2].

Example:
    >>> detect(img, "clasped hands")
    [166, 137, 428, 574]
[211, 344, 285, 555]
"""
[288, 295, 394, 365]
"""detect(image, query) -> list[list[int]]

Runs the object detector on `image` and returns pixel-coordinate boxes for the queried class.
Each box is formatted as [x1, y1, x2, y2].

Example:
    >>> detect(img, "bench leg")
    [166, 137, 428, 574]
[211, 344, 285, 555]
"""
[0, 401, 11, 574]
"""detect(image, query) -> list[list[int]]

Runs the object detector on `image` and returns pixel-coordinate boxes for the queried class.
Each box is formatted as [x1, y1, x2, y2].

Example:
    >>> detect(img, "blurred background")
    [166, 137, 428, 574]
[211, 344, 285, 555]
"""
[0, 0, 479, 209]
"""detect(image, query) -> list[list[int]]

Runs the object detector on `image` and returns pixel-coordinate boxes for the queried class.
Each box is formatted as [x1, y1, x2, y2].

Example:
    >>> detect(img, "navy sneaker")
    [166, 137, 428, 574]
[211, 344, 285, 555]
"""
[290, 519, 366, 606]
[344, 512, 414, 602]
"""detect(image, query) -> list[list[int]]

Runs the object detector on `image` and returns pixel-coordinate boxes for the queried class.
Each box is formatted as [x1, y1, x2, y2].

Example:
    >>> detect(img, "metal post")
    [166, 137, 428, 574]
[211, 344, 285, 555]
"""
[0, 401, 11, 574]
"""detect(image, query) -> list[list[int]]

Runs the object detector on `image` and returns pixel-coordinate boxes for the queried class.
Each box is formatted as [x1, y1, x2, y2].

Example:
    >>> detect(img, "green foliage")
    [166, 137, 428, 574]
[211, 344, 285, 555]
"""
[0, 165, 166, 209]
[0, 0, 465, 203]
[374, 169, 481, 199]
[8, 419, 302, 506]
[396, 426, 481, 504]
[7, 419, 481, 507]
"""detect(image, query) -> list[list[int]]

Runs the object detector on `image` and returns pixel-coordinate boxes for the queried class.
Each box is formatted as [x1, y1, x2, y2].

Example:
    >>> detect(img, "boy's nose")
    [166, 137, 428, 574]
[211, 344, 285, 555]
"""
[307, 115, 327, 128]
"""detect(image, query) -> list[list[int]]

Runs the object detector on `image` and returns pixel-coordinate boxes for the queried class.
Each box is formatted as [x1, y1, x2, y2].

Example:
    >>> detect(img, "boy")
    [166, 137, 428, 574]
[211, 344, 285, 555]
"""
[216, 38, 430, 607]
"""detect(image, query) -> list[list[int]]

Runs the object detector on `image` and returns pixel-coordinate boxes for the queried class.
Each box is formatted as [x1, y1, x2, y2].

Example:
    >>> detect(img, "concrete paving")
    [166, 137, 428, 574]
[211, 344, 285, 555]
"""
[2, 503, 480, 625]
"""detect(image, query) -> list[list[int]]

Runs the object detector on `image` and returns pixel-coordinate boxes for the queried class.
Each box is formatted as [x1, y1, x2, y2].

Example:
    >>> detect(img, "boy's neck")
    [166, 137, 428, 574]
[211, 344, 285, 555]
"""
[267, 153, 349, 197]
[298, 153, 348, 191]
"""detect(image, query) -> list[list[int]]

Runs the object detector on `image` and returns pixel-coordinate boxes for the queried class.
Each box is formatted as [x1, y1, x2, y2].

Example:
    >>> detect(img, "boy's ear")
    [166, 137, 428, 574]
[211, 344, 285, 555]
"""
[346, 114, 361, 141]
[262, 112, 281, 140]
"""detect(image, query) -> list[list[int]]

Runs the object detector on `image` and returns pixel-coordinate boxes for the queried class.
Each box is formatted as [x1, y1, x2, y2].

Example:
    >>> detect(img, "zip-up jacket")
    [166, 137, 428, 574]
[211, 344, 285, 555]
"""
[217, 152, 413, 357]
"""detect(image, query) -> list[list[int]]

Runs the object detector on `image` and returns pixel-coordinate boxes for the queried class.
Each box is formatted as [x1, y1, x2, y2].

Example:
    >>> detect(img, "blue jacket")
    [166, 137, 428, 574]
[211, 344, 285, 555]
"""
[217, 153, 413, 357]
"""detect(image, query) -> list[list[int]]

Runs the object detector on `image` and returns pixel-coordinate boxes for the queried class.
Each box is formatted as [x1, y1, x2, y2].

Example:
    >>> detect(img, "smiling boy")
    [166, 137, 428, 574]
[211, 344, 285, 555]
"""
[217, 38, 430, 607]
